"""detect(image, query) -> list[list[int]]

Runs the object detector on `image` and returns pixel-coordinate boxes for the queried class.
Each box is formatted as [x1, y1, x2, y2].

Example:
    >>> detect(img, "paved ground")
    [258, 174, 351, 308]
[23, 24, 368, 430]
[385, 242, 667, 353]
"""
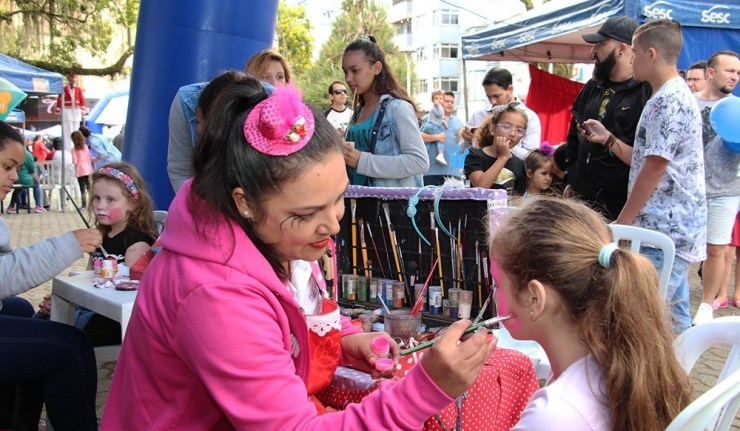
[3, 203, 738, 427]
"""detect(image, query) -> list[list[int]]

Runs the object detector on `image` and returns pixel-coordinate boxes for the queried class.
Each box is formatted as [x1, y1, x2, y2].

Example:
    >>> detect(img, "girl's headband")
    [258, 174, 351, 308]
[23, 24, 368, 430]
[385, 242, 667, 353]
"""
[242, 84, 315, 156]
[97, 167, 139, 199]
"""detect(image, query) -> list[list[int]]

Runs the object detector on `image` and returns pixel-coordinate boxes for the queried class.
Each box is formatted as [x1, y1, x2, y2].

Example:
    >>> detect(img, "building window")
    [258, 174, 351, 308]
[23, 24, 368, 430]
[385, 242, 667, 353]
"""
[433, 9, 459, 25]
[396, 20, 411, 36]
[433, 77, 459, 92]
[416, 47, 429, 62]
[434, 43, 460, 59]
[418, 79, 429, 94]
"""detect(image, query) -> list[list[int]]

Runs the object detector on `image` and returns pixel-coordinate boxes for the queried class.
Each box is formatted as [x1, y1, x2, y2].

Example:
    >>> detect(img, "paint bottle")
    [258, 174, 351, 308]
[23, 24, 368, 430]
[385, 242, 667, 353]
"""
[371, 336, 394, 373]
[428, 286, 443, 314]
[101, 260, 114, 281]
[93, 260, 102, 278]
[392, 281, 405, 309]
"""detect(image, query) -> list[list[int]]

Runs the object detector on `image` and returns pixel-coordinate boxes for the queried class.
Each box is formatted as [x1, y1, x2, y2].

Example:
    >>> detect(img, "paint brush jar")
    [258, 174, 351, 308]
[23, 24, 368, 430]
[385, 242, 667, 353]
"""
[342, 274, 358, 301]
[384, 310, 421, 343]
[458, 290, 473, 319]
[428, 286, 443, 314]
[356, 276, 368, 302]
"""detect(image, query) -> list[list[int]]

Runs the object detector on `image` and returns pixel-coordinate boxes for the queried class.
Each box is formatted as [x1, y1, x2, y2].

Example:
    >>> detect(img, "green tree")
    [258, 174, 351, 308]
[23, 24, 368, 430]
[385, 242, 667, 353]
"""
[0, 0, 138, 76]
[298, 0, 414, 110]
[276, 1, 313, 77]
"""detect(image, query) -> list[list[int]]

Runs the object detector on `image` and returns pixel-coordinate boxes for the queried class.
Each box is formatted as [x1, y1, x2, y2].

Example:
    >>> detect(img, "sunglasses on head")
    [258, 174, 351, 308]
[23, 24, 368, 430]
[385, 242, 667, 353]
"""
[333, 89, 348, 95]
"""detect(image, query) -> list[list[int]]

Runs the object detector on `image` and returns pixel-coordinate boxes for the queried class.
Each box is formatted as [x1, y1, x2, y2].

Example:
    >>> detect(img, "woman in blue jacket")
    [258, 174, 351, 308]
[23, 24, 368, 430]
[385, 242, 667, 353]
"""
[342, 36, 429, 187]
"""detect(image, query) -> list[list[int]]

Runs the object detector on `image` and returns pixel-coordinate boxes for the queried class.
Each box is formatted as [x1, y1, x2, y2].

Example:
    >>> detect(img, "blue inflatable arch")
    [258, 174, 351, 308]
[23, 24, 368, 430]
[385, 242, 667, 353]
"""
[124, 0, 279, 209]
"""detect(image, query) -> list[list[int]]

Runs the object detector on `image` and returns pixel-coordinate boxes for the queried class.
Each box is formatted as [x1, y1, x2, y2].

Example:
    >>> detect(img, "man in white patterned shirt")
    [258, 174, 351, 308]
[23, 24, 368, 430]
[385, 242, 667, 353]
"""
[615, 19, 706, 334]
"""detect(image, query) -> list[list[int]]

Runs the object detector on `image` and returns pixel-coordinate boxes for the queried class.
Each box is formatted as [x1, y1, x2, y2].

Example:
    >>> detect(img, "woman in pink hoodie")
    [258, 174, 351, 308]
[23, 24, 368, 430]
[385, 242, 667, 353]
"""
[101, 76, 495, 430]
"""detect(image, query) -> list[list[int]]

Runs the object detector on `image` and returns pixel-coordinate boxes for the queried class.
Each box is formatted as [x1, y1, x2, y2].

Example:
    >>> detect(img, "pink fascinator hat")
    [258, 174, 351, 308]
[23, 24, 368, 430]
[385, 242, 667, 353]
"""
[243, 84, 315, 156]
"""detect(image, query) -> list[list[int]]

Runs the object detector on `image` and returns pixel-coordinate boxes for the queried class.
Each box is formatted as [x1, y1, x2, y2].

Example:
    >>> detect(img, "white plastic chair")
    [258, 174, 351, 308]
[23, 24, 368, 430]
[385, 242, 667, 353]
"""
[153, 210, 167, 235]
[609, 224, 675, 298]
[668, 316, 740, 430]
[37, 160, 62, 210]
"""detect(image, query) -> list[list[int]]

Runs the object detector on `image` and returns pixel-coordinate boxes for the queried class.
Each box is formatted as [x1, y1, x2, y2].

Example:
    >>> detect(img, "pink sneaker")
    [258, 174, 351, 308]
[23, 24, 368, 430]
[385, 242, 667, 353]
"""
[34, 206, 46, 214]
[733, 298, 740, 308]
[5, 205, 17, 214]
[712, 299, 729, 311]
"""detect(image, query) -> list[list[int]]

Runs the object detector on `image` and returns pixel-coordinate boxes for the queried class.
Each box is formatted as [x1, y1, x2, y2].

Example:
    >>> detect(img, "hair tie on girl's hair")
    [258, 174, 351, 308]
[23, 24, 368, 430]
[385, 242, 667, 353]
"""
[97, 167, 139, 199]
[598, 242, 619, 268]
[243, 83, 315, 156]
[539, 141, 555, 157]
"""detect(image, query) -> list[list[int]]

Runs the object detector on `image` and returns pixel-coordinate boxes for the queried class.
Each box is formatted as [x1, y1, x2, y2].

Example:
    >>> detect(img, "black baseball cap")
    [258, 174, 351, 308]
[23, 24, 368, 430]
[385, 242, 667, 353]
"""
[582, 16, 640, 45]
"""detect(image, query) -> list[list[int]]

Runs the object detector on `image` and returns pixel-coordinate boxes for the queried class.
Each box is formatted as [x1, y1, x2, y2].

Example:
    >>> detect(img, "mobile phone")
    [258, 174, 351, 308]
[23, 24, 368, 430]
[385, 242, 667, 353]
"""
[570, 108, 591, 134]
[470, 127, 478, 134]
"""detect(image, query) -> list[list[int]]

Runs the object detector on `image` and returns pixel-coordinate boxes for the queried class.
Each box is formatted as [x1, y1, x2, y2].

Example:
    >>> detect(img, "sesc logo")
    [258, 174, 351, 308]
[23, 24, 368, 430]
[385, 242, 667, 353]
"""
[643, 1, 673, 20]
[701, 5, 731, 24]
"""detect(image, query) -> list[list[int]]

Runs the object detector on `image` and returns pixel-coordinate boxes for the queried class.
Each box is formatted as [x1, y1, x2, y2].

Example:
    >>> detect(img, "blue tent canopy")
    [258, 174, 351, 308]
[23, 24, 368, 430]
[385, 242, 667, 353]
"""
[0, 53, 63, 94]
[461, 0, 740, 70]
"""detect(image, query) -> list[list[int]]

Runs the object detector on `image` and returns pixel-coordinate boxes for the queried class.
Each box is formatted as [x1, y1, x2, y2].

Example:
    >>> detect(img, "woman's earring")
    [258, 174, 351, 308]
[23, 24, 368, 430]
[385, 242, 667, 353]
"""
[530, 311, 536, 321]
[243, 210, 250, 218]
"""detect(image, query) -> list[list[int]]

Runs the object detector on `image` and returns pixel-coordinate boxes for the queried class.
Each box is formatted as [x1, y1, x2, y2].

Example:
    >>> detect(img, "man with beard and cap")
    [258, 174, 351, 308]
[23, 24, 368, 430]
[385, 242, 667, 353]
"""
[693, 51, 740, 325]
[564, 16, 651, 221]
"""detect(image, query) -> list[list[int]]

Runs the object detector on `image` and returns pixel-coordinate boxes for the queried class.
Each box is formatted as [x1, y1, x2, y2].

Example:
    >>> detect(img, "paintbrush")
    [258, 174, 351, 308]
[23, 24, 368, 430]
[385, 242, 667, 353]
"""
[382, 203, 403, 282]
[410, 256, 439, 316]
[351, 199, 358, 275]
[359, 217, 369, 277]
[378, 217, 394, 280]
[400, 315, 512, 356]
[62, 186, 109, 257]
[365, 221, 385, 278]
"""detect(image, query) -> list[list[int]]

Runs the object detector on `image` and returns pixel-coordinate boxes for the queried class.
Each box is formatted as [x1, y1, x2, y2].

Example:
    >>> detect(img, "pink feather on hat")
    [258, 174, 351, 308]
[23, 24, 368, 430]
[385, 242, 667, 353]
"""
[243, 83, 315, 156]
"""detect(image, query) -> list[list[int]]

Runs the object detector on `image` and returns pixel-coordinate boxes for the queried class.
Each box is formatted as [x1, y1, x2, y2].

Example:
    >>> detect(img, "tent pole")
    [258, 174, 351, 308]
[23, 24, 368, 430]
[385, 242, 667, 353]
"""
[60, 90, 67, 211]
[462, 59, 469, 121]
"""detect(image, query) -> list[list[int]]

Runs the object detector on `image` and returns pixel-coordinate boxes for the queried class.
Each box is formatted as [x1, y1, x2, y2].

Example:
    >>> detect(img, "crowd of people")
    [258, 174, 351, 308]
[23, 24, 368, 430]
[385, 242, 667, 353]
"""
[0, 15, 738, 431]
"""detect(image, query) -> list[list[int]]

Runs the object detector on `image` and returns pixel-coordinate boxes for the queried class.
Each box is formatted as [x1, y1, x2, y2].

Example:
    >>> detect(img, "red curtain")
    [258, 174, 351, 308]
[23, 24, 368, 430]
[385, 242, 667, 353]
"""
[526, 64, 585, 145]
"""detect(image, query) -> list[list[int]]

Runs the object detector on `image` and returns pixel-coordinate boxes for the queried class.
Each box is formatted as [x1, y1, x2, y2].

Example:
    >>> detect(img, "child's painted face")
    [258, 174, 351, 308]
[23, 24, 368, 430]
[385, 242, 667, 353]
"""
[342, 50, 381, 98]
[0, 141, 24, 200]
[528, 162, 553, 192]
[92, 178, 134, 234]
[491, 253, 526, 337]
[250, 152, 348, 268]
[432, 94, 444, 105]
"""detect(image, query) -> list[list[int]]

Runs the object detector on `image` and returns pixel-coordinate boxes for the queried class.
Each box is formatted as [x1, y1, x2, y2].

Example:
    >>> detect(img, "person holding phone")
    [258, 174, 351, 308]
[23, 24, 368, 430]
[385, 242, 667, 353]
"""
[564, 16, 652, 221]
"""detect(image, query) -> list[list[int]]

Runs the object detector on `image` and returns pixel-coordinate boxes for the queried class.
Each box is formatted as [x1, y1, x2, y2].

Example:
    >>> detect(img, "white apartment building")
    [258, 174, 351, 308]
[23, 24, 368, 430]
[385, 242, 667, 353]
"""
[382, 0, 528, 120]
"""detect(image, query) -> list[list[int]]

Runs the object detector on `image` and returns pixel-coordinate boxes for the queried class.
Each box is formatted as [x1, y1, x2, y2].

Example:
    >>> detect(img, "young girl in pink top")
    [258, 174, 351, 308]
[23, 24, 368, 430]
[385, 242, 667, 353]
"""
[71, 130, 93, 208]
[101, 76, 494, 430]
[491, 198, 691, 431]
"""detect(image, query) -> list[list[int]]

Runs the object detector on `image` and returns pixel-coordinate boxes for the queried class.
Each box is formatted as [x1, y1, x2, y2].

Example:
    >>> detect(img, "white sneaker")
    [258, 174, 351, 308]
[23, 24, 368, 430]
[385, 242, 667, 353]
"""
[692, 302, 714, 325]
[435, 153, 447, 166]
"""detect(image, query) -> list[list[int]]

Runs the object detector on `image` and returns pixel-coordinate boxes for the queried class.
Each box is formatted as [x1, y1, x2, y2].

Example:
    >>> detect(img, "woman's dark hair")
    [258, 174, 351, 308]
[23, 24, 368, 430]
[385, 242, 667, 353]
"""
[343, 36, 417, 112]
[197, 70, 250, 120]
[191, 78, 343, 280]
[71, 130, 86, 151]
[0, 121, 24, 150]
[553, 143, 567, 172]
